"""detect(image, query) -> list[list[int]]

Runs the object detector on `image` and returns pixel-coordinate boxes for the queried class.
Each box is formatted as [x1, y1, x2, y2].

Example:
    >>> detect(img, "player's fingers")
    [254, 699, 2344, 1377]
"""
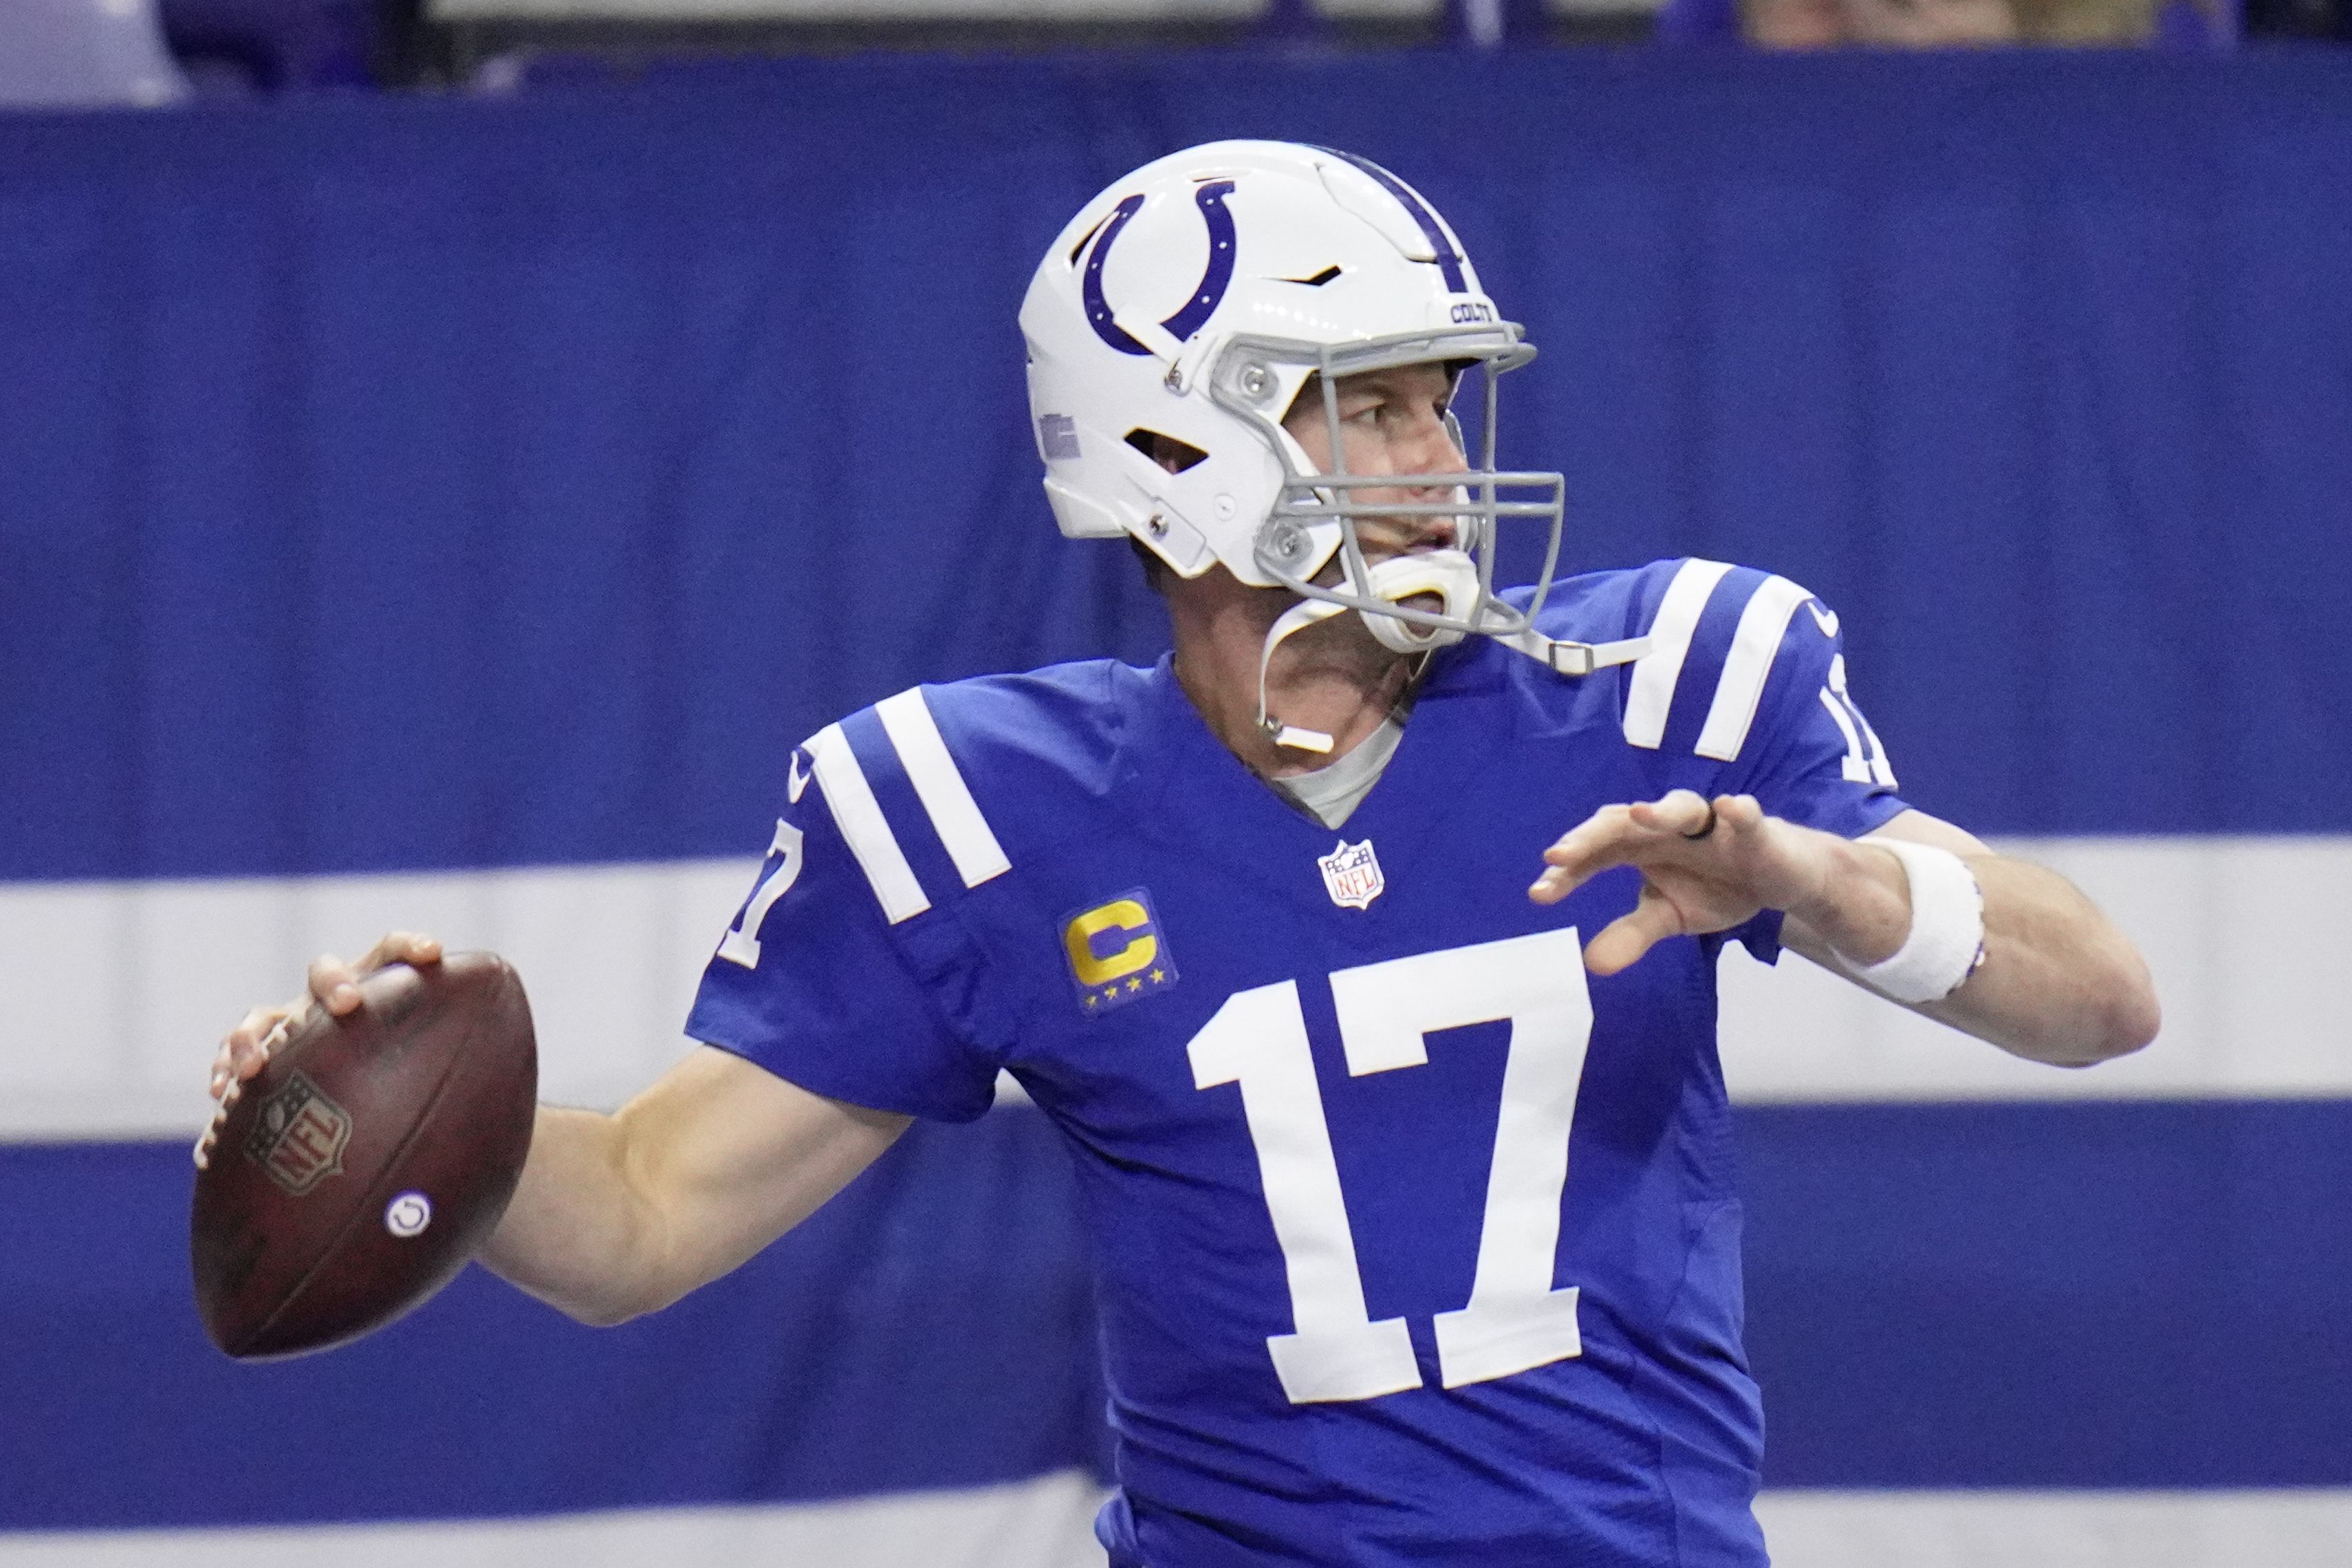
[215, 1006, 291, 1095]
[1582, 893, 1687, 977]
[1532, 792, 1719, 904]
[308, 954, 364, 1015]
[1623, 790, 1714, 839]
[224, 1004, 282, 1052]
[226, 1006, 303, 1053]
[1716, 794, 1766, 833]
[359, 930, 443, 973]
[1700, 794, 1801, 886]
[1545, 790, 1713, 871]
[1529, 805, 1644, 902]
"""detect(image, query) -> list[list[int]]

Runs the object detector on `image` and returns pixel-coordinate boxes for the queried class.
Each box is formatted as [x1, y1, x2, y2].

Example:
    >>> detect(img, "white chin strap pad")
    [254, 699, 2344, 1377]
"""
[1353, 549, 1480, 654]
[1255, 596, 1351, 752]
[1252, 549, 1483, 752]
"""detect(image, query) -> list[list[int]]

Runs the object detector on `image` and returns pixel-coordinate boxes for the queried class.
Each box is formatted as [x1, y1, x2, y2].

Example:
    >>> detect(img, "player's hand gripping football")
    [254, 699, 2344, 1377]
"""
[1529, 790, 1896, 977]
[206, 930, 445, 1107]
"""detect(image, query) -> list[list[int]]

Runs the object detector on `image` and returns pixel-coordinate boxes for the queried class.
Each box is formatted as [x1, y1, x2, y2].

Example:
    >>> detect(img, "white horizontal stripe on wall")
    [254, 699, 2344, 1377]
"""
[1754, 1488, 2352, 1568]
[1717, 835, 2352, 1102]
[0, 1472, 1111, 1568]
[0, 858, 747, 1141]
[5, 1484, 2344, 1567]
[3, 836, 2346, 1140]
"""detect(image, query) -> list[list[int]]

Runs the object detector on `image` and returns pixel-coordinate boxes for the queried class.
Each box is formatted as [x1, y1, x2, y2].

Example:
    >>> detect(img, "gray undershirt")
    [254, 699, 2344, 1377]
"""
[1271, 716, 1406, 830]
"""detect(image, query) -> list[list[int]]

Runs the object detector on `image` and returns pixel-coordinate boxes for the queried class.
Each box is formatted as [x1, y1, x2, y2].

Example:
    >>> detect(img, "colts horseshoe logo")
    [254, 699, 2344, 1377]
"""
[1082, 180, 1237, 357]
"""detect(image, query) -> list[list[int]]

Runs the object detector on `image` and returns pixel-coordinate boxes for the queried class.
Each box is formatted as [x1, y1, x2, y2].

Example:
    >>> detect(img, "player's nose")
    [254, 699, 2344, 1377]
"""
[1388, 414, 1465, 548]
[1395, 409, 1466, 485]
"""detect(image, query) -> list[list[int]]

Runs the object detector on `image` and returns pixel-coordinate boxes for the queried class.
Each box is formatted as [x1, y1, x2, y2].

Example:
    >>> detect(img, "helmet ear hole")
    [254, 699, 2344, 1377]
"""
[1125, 428, 1209, 475]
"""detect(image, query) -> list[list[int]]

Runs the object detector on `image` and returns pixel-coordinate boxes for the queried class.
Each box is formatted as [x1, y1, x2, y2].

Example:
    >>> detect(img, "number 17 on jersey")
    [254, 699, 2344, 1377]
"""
[1187, 927, 1593, 1404]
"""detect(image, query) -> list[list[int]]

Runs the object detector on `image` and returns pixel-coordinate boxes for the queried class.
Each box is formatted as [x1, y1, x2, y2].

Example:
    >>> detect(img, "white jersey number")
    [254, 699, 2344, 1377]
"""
[715, 818, 806, 969]
[1186, 927, 1593, 1404]
[1819, 653, 1898, 787]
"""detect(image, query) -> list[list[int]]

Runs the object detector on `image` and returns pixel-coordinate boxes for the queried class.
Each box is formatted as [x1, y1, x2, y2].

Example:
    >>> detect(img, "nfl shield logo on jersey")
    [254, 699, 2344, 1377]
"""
[1318, 839, 1386, 911]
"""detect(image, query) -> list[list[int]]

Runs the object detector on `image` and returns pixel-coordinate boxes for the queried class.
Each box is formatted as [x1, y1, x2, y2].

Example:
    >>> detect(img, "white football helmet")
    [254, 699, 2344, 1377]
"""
[1020, 140, 1647, 746]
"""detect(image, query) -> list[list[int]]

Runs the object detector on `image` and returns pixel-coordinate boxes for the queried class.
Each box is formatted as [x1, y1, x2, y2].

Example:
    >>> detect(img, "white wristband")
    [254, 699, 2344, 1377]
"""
[1844, 840, 1985, 1005]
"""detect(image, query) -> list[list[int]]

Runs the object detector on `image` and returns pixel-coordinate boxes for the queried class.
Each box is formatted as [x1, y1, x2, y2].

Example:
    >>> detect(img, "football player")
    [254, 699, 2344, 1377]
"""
[213, 142, 2157, 1566]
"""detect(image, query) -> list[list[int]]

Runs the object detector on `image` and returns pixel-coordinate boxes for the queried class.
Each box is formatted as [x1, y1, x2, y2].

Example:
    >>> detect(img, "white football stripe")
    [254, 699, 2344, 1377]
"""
[1622, 558, 1734, 750]
[1695, 574, 1813, 762]
[809, 721, 931, 926]
[877, 688, 1011, 889]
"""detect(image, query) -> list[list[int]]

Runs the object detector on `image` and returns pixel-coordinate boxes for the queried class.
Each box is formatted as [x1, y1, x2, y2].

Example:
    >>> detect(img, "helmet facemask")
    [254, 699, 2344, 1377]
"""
[1208, 325, 1569, 751]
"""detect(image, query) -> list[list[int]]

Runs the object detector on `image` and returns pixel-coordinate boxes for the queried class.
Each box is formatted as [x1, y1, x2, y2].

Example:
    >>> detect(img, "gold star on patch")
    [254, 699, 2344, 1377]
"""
[1149, 968, 1166, 983]
[1126, 977, 1143, 992]
[1102, 988, 1120, 1004]
[1083, 994, 1098, 1008]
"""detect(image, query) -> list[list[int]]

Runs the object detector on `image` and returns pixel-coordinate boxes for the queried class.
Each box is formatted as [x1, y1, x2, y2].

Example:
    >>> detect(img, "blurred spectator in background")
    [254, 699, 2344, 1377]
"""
[0, 0, 393, 106]
[158, 0, 384, 94]
[8, 0, 2342, 114]
[1744, 0, 2017, 45]
[1741, 0, 2235, 44]
[0, 0, 190, 108]
[2242, 0, 2351, 34]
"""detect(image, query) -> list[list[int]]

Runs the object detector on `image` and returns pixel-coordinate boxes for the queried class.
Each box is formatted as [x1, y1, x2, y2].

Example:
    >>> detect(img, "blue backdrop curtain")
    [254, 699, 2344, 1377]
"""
[3, 48, 2349, 1537]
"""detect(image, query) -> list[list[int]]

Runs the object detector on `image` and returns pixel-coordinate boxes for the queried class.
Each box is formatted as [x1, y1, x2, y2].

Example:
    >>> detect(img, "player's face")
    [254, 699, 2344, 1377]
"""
[1281, 363, 1467, 567]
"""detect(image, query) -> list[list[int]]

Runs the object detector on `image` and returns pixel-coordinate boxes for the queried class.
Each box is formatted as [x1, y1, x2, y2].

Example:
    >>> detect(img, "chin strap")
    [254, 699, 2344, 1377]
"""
[1254, 551, 1656, 754]
[1490, 626, 1653, 677]
[1256, 597, 1349, 754]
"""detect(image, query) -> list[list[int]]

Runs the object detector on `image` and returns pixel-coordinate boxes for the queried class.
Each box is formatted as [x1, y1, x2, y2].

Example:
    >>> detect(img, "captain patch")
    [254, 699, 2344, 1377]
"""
[1062, 889, 1179, 1016]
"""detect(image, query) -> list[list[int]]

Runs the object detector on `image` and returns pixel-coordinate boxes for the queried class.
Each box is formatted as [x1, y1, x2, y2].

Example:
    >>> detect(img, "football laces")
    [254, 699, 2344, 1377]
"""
[193, 1015, 290, 1171]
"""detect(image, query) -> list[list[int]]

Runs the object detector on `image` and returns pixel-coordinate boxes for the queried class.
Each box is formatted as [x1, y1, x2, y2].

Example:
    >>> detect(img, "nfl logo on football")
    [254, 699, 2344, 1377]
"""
[1318, 839, 1386, 911]
[242, 1071, 352, 1197]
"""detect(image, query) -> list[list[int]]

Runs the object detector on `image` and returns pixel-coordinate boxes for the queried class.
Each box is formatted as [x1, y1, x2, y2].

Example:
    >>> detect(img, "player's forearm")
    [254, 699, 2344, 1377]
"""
[1787, 840, 2159, 1068]
[477, 1053, 913, 1327]
[479, 1104, 675, 1327]
[1917, 852, 2158, 1065]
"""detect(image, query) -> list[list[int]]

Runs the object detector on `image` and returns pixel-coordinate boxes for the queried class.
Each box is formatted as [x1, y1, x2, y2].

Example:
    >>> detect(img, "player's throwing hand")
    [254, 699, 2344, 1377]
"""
[208, 930, 444, 1103]
[1530, 790, 1876, 977]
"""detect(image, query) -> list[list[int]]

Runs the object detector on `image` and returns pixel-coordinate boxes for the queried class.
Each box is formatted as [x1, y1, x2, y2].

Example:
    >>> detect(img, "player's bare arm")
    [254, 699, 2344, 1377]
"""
[1529, 790, 2159, 1067]
[211, 931, 908, 1327]
[483, 1047, 906, 1325]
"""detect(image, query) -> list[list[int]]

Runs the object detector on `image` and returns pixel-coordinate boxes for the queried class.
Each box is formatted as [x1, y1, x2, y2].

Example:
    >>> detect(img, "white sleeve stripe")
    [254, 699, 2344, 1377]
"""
[807, 722, 931, 925]
[1696, 576, 1813, 762]
[876, 688, 1010, 889]
[1622, 559, 1734, 750]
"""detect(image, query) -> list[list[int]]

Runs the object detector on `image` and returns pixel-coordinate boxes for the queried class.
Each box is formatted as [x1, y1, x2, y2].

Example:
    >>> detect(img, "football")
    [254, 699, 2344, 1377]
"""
[190, 952, 538, 1360]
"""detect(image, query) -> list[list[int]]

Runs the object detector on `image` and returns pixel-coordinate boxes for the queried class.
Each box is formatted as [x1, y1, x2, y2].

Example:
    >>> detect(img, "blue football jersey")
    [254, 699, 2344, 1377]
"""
[687, 558, 1909, 1567]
